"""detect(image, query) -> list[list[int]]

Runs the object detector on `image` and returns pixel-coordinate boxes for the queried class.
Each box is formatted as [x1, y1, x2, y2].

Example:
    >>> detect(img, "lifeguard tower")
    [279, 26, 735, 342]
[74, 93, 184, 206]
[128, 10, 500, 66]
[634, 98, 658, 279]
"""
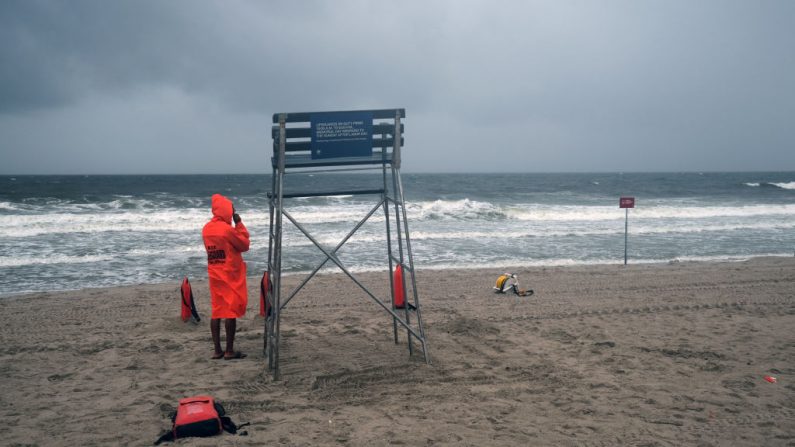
[265, 108, 429, 379]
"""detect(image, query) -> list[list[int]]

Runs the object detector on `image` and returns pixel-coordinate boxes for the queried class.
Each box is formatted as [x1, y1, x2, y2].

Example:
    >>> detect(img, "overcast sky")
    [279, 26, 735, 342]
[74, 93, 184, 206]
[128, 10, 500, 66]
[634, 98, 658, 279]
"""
[1, 0, 793, 174]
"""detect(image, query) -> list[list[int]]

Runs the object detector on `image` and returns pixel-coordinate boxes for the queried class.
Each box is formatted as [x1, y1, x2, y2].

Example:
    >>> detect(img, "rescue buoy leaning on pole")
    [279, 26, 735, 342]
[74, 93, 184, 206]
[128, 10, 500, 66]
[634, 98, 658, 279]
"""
[259, 271, 271, 317]
[393, 265, 405, 309]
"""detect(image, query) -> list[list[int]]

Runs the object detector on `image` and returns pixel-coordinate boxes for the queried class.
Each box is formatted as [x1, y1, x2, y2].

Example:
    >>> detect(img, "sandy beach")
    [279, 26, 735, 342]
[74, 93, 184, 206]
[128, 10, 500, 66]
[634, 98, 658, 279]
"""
[1, 257, 794, 446]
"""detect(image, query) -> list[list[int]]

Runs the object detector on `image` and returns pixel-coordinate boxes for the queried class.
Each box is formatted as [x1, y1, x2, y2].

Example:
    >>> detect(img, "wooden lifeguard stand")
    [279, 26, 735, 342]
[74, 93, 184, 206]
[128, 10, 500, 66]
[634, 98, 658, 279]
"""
[265, 108, 429, 379]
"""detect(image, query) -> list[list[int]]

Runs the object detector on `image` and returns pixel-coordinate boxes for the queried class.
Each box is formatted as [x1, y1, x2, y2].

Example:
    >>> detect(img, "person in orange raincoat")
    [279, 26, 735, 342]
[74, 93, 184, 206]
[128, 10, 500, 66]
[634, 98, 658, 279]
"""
[202, 194, 250, 360]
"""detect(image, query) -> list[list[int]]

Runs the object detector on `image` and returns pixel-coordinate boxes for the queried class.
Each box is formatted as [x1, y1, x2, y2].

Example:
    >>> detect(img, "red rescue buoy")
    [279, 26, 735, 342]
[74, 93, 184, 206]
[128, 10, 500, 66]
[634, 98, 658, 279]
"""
[180, 277, 200, 322]
[393, 265, 405, 309]
[259, 271, 271, 317]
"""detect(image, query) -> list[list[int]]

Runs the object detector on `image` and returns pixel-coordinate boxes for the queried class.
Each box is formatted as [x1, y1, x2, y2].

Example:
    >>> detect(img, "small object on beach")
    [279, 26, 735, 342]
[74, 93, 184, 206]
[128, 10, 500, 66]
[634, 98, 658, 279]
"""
[154, 396, 249, 444]
[764, 375, 777, 383]
[494, 273, 517, 293]
[393, 265, 406, 309]
[180, 277, 201, 323]
[260, 271, 272, 317]
[493, 273, 534, 296]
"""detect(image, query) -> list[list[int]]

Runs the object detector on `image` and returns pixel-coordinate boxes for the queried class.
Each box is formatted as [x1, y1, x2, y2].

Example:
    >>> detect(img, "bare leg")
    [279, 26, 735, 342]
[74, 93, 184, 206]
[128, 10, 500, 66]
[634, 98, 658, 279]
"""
[222, 319, 246, 359]
[211, 318, 223, 359]
[224, 318, 236, 355]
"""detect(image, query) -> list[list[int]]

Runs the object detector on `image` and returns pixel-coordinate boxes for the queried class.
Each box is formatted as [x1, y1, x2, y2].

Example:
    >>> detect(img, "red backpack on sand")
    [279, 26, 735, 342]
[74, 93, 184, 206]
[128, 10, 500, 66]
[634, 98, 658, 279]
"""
[180, 277, 201, 323]
[173, 395, 223, 438]
[154, 395, 249, 444]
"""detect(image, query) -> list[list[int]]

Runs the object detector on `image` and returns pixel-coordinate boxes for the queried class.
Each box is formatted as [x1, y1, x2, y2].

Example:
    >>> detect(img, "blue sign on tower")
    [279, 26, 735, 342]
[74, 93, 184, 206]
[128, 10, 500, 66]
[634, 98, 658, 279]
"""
[310, 111, 374, 159]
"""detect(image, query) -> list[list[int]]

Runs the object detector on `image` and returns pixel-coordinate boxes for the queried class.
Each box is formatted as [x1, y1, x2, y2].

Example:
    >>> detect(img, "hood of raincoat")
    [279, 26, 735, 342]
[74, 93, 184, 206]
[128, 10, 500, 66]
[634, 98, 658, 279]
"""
[211, 194, 233, 224]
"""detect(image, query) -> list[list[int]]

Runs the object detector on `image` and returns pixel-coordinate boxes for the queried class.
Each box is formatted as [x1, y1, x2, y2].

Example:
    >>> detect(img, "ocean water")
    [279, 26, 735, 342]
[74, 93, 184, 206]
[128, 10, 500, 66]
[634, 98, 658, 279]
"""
[1, 172, 794, 296]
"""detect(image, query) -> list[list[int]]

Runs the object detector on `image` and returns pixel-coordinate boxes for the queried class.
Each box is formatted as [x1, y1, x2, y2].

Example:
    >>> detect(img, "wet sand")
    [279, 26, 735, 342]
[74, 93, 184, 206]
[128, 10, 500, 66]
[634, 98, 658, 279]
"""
[1, 257, 794, 446]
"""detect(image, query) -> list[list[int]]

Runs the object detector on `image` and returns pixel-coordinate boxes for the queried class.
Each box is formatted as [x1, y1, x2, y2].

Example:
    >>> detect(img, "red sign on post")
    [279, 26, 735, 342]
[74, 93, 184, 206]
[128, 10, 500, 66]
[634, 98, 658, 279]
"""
[619, 197, 635, 208]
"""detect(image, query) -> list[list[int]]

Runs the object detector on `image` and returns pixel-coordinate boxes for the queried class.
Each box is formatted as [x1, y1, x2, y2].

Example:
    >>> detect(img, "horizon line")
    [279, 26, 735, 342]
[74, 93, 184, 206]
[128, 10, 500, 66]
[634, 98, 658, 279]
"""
[0, 169, 795, 177]
[2, 169, 795, 176]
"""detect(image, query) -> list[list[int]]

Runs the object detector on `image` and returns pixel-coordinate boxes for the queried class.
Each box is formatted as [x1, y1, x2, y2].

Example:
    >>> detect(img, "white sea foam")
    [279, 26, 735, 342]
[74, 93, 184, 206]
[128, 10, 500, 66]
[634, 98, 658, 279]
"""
[770, 181, 795, 190]
[0, 254, 113, 267]
[104, 198, 158, 209]
[287, 200, 501, 224]
[288, 207, 384, 224]
[631, 221, 795, 235]
[506, 204, 795, 221]
[0, 210, 209, 237]
[317, 220, 795, 244]
[2, 196, 205, 213]
[0, 201, 19, 211]
[634, 204, 795, 219]
[411, 199, 505, 220]
[416, 253, 793, 271]
[125, 246, 206, 257]
[2, 200, 794, 239]
[745, 181, 795, 190]
[505, 206, 615, 221]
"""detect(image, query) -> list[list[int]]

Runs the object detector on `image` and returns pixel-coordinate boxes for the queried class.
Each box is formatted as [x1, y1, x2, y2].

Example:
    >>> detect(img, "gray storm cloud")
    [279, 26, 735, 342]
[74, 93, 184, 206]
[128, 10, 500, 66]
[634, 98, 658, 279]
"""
[1, 0, 793, 174]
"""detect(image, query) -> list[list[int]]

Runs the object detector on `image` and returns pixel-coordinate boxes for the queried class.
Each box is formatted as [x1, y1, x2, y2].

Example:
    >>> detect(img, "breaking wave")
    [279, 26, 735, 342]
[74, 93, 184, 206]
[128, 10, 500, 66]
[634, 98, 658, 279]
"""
[412, 199, 506, 220]
[744, 181, 795, 190]
[770, 181, 795, 190]
[3, 201, 795, 238]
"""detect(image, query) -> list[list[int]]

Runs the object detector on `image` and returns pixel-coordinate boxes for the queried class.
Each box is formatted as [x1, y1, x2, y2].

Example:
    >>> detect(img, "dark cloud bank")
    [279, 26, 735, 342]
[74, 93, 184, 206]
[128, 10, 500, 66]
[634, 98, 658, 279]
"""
[1, 0, 793, 174]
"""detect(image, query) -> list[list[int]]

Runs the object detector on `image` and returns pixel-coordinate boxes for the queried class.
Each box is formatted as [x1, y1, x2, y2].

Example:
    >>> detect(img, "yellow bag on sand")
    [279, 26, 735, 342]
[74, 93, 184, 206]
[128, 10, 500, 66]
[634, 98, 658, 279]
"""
[493, 273, 534, 296]
[494, 274, 515, 292]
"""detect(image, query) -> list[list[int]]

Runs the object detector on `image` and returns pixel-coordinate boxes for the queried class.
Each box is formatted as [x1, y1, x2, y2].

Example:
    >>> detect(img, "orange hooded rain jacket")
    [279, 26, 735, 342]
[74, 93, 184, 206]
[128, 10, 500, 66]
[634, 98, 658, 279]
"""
[202, 194, 250, 319]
